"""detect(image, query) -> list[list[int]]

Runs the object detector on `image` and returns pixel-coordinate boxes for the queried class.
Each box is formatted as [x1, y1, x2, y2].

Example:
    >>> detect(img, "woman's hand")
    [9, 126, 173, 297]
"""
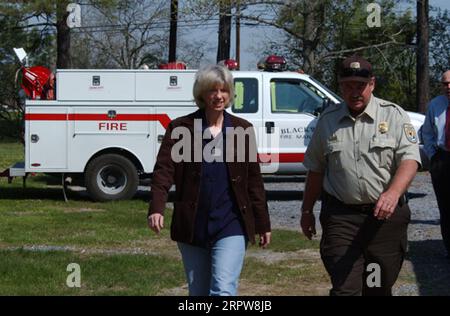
[259, 232, 271, 248]
[148, 213, 164, 234]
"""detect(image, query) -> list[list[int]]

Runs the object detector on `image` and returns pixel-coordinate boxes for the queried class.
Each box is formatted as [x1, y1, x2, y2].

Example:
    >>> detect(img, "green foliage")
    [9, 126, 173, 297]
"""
[262, 0, 448, 110]
[0, 3, 55, 140]
[429, 8, 450, 97]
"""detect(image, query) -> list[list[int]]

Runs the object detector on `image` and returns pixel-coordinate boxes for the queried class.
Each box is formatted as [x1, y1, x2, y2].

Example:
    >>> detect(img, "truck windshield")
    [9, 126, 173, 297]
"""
[270, 79, 328, 115]
[309, 77, 344, 104]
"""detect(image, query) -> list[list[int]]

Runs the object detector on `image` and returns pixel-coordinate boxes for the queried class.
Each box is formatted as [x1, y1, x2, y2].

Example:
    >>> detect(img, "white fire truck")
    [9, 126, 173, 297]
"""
[1, 50, 426, 201]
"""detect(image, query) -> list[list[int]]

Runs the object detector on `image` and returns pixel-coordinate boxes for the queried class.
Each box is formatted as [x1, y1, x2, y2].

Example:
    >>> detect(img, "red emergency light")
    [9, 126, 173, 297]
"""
[257, 55, 287, 72]
[158, 62, 187, 70]
[219, 59, 239, 70]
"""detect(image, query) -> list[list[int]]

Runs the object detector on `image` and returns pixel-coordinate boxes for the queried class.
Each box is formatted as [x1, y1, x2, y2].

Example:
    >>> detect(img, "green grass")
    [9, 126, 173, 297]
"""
[0, 141, 23, 169]
[242, 257, 328, 286]
[267, 229, 319, 252]
[0, 118, 22, 142]
[0, 249, 184, 295]
[0, 141, 325, 295]
[0, 196, 174, 248]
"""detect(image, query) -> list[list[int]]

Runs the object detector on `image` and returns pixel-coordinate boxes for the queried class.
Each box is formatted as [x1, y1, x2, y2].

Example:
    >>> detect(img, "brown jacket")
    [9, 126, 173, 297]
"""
[148, 110, 271, 244]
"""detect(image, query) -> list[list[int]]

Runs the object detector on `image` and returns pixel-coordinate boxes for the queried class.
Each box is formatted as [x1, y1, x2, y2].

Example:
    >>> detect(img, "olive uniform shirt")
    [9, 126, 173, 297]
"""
[304, 95, 421, 204]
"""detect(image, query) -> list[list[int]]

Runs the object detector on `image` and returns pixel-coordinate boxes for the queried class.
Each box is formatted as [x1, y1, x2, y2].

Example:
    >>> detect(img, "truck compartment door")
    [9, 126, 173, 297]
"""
[26, 107, 68, 170]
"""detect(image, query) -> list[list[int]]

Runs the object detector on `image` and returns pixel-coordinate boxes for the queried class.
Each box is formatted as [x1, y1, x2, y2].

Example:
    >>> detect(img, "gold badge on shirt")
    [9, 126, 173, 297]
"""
[378, 122, 388, 134]
[403, 123, 418, 143]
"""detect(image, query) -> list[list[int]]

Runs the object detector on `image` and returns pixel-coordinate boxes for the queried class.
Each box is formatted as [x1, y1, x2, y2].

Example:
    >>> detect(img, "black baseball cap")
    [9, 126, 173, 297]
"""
[338, 55, 373, 83]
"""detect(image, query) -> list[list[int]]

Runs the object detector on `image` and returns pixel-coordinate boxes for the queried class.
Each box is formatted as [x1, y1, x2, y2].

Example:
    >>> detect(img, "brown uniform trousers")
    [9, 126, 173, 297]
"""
[319, 191, 410, 296]
[429, 148, 450, 256]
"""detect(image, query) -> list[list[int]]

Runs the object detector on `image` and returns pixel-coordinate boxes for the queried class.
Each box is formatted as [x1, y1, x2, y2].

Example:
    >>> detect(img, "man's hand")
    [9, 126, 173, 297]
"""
[148, 213, 164, 234]
[259, 232, 271, 248]
[373, 159, 417, 220]
[374, 190, 400, 220]
[300, 213, 316, 240]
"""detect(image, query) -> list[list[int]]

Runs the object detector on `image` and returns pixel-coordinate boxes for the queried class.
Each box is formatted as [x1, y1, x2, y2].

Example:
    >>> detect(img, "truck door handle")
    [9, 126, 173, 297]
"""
[265, 122, 275, 134]
[31, 134, 39, 143]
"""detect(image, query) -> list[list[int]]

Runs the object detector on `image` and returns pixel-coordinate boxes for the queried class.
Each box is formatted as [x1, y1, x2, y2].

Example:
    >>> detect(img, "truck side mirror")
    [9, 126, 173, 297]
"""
[313, 98, 332, 116]
[322, 98, 332, 110]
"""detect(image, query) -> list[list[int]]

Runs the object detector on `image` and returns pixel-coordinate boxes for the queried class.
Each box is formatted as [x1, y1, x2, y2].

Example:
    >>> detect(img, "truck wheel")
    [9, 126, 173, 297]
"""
[85, 154, 138, 202]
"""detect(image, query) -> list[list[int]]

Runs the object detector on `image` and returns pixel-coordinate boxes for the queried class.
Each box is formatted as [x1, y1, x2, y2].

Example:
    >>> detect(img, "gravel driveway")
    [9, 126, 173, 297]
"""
[264, 172, 450, 296]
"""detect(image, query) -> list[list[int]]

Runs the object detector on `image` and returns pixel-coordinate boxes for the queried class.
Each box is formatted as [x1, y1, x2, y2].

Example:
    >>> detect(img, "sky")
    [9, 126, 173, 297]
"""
[186, 0, 450, 71]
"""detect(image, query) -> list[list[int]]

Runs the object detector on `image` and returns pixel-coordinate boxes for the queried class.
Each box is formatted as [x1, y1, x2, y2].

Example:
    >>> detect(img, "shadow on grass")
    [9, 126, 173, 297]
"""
[0, 174, 310, 202]
[1, 184, 304, 203]
[407, 239, 450, 295]
[0, 186, 89, 202]
[0, 185, 158, 203]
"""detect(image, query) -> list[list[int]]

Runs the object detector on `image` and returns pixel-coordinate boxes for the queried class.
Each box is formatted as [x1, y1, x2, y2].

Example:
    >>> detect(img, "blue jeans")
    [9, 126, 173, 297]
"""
[177, 235, 247, 296]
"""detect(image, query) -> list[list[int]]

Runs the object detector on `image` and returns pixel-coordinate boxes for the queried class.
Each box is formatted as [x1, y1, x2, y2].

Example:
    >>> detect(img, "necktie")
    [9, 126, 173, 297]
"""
[446, 102, 450, 150]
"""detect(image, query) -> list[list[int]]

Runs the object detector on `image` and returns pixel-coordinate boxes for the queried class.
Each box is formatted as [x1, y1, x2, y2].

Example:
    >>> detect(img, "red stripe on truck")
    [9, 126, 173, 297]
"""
[25, 113, 171, 128]
[258, 153, 305, 163]
[24, 113, 68, 121]
[24, 113, 305, 163]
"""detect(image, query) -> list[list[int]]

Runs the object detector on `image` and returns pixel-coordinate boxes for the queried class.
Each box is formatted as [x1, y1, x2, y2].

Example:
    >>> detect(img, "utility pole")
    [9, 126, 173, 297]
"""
[169, 0, 178, 63]
[235, 0, 241, 70]
[417, 0, 429, 113]
[217, 0, 232, 62]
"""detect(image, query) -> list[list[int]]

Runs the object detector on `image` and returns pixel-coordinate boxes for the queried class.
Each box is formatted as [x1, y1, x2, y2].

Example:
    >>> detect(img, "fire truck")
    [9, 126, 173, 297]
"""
[1, 49, 426, 202]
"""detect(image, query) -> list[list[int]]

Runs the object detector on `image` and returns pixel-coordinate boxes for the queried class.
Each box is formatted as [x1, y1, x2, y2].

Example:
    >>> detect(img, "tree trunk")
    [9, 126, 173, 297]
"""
[302, 1, 325, 75]
[56, 1, 71, 69]
[217, 0, 232, 63]
[416, 0, 429, 113]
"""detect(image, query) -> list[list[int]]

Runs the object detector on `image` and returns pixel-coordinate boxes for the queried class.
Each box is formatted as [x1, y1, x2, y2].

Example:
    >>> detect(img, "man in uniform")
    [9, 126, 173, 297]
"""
[421, 70, 450, 259]
[300, 55, 421, 296]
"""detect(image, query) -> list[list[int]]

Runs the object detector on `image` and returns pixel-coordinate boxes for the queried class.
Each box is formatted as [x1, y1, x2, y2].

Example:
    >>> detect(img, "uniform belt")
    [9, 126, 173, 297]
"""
[322, 191, 406, 213]
[322, 191, 376, 213]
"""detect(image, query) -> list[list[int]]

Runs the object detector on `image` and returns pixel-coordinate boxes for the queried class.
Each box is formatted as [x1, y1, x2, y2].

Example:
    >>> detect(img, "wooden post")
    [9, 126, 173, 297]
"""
[217, 0, 232, 62]
[169, 0, 178, 63]
[235, 0, 240, 70]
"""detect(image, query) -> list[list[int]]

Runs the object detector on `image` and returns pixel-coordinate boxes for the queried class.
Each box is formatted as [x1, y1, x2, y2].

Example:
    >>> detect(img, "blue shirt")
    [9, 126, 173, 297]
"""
[422, 95, 450, 159]
[193, 110, 245, 248]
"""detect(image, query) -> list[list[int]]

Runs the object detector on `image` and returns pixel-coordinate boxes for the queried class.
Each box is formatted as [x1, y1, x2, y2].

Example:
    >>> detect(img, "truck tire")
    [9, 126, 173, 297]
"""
[85, 154, 138, 202]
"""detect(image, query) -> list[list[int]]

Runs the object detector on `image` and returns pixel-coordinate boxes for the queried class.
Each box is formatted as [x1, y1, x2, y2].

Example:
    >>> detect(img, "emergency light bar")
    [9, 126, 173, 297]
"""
[257, 55, 287, 72]
[158, 62, 187, 70]
[219, 59, 239, 70]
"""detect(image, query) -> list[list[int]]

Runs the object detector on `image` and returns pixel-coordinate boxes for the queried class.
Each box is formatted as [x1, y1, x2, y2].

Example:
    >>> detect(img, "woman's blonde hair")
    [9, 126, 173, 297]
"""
[193, 65, 234, 109]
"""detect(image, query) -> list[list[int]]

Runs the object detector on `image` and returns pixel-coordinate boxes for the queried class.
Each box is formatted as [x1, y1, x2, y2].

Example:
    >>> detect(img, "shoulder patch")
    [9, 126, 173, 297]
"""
[403, 123, 417, 143]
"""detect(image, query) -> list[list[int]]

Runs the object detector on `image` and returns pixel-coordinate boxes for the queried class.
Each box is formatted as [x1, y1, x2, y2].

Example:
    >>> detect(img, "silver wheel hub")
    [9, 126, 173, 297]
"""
[96, 165, 127, 195]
